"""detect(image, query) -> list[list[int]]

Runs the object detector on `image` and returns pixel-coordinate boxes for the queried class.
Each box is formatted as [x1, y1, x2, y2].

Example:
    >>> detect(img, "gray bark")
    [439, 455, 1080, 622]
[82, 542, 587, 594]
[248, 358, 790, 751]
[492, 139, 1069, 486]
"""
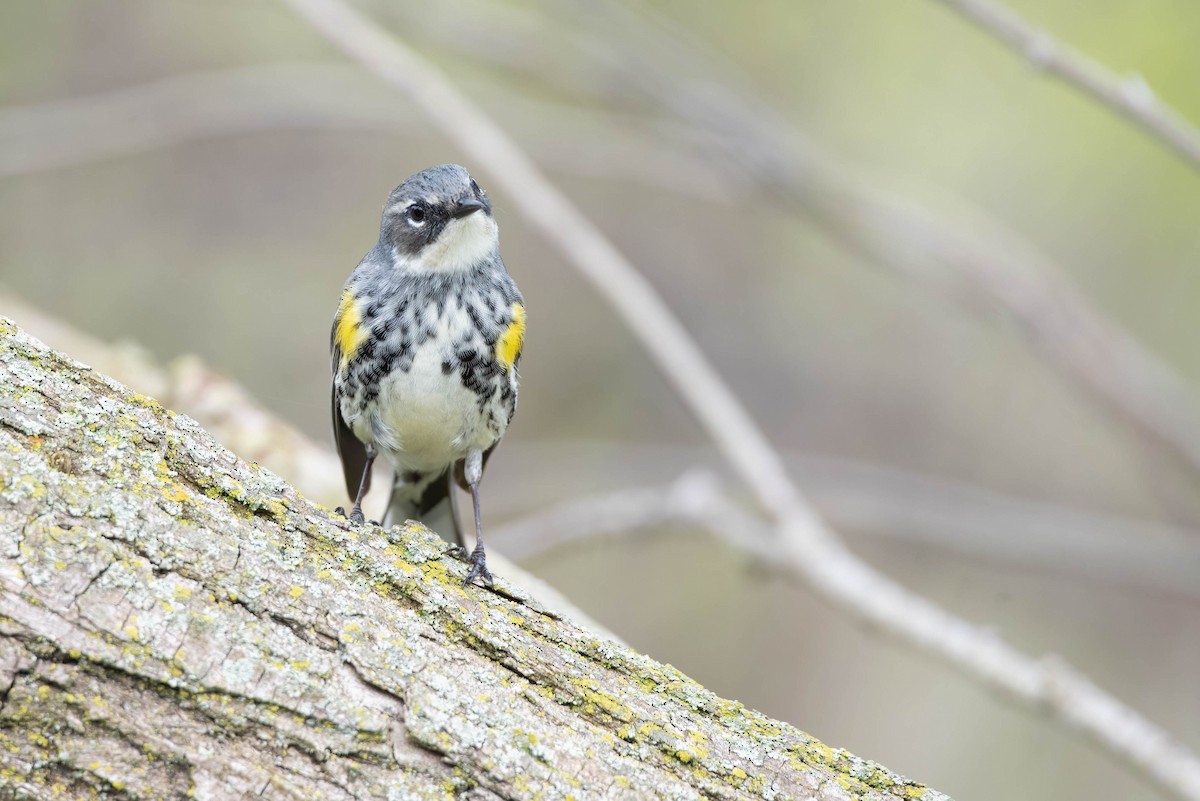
[0, 318, 949, 801]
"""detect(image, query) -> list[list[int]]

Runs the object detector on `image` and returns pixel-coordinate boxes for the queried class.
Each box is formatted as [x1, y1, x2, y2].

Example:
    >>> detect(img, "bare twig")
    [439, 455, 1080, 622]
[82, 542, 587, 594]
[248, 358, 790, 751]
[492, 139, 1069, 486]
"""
[280, 2, 1200, 799]
[929, 0, 1200, 173]
[0, 64, 401, 178]
[0, 63, 726, 199]
[801, 174, 1200, 481]
[493, 471, 774, 564]
[496, 446, 1200, 598]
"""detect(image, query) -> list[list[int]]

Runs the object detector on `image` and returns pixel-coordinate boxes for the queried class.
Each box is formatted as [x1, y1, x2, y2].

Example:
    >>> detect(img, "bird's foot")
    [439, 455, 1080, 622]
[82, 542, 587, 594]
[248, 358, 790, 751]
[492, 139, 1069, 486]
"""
[446, 544, 493, 586]
[463, 545, 493, 587]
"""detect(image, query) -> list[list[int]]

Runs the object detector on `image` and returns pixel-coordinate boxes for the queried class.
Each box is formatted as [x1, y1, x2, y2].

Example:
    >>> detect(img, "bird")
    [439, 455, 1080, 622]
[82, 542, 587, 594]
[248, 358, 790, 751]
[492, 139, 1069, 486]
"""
[330, 164, 524, 586]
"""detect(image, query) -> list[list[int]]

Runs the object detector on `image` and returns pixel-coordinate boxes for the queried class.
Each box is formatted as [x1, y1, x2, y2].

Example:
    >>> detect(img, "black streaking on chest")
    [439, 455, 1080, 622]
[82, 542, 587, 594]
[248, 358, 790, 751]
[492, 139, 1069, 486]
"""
[338, 266, 521, 405]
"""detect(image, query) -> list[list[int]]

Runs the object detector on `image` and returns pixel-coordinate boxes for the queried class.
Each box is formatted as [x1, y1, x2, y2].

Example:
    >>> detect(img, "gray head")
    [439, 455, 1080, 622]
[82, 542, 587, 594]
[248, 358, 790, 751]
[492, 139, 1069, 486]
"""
[379, 164, 498, 273]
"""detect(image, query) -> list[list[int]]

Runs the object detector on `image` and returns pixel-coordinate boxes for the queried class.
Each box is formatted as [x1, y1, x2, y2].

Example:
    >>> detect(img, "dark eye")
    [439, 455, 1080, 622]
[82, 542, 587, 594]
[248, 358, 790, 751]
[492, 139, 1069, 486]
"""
[406, 205, 426, 225]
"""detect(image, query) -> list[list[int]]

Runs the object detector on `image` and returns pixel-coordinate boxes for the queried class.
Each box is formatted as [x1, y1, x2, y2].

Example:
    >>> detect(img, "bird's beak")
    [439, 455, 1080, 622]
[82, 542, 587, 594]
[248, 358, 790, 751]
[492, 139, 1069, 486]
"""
[450, 197, 485, 219]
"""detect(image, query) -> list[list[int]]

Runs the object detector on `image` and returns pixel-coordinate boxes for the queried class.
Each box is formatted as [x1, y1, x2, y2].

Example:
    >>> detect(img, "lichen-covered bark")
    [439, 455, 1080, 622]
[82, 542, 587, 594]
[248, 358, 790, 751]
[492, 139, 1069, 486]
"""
[0, 318, 950, 801]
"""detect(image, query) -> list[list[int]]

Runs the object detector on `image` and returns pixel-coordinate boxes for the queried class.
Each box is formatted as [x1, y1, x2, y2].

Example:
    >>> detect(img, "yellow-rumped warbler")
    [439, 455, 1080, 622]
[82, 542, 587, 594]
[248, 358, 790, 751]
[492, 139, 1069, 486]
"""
[331, 164, 524, 585]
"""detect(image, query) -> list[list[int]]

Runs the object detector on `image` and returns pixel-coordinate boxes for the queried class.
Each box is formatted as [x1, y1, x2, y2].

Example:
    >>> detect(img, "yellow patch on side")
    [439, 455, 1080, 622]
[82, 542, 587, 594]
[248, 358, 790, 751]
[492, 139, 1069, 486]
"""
[334, 290, 368, 368]
[495, 302, 526, 370]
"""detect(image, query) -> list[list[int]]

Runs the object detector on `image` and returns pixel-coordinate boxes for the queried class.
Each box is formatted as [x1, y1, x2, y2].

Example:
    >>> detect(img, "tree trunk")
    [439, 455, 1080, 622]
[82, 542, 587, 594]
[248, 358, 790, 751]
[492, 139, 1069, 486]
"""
[0, 318, 949, 801]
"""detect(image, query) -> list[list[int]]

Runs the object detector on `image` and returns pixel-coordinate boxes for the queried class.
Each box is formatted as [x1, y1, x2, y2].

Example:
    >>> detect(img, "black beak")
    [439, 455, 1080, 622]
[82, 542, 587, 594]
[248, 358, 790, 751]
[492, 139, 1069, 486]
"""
[450, 197, 485, 219]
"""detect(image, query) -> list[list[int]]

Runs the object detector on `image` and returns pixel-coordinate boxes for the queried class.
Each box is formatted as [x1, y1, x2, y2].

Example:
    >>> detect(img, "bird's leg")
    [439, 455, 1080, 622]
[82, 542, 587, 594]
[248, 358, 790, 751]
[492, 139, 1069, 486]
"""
[462, 449, 493, 586]
[349, 443, 376, 525]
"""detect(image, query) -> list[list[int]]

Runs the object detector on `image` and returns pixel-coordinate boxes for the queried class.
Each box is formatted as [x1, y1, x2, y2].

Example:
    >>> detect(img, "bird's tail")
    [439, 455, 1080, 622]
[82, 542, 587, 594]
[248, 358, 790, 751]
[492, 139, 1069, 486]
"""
[383, 468, 463, 548]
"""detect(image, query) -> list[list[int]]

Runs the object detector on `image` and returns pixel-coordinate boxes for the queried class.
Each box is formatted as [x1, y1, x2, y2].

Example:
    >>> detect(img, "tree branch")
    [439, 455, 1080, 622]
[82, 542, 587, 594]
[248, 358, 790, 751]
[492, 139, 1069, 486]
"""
[0, 63, 725, 200]
[929, 0, 1200, 173]
[0, 318, 943, 800]
[493, 464, 1200, 598]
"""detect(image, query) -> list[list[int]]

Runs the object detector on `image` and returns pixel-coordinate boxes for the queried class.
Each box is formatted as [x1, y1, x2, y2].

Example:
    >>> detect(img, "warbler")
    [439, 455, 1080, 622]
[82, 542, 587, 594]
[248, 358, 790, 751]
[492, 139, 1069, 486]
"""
[331, 164, 524, 585]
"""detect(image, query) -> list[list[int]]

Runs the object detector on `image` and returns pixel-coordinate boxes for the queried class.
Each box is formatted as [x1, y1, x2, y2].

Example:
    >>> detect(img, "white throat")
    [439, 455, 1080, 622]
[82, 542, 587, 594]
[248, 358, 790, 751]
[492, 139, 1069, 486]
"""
[399, 213, 499, 273]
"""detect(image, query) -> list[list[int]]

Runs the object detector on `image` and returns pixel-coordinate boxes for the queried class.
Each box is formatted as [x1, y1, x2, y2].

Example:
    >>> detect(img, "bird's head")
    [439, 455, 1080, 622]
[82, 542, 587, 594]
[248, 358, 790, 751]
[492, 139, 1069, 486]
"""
[379, 164, 497, 273]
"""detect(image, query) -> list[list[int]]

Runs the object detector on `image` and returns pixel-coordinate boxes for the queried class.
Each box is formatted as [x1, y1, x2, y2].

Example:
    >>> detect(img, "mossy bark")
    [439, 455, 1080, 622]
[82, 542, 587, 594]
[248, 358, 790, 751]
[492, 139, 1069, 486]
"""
[0, 318, 950, 801]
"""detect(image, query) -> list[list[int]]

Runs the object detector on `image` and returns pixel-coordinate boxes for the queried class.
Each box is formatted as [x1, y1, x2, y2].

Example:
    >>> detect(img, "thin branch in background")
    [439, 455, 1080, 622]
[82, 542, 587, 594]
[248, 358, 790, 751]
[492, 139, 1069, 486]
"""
[497, 441, 1200, 599]
[0, 64, 728, 200]
[279, 2, 1200, 799]
[929, 0, 1200, 174]
[492, 471, 775, 564]
[0, 64, 407, 178]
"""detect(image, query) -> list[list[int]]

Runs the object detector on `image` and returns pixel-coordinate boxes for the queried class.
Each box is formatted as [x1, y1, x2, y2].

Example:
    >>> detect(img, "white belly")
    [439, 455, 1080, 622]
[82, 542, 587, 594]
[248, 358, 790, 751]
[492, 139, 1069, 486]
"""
[357, 344, 495, 471]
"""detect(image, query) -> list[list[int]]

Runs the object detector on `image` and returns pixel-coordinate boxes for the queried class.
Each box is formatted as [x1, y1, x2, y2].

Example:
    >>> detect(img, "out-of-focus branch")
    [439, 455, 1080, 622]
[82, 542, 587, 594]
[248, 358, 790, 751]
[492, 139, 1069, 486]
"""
[495, 449, 1200, 598]
[0, 63, 726, 199]
[0, 64, 405, 178]
[279, 3, 1200, 800]
[492, 471, 774, 564]
[929, 0, 1200, 173]
[801, 172, 1200, 482]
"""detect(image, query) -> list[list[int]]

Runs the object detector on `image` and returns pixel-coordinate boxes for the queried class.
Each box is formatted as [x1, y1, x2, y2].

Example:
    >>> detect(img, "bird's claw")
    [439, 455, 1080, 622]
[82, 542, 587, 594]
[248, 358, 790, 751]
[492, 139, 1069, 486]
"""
[446, 544, 493, 586]
[334, 505, 369, 525]
[463, 548, 493, 587]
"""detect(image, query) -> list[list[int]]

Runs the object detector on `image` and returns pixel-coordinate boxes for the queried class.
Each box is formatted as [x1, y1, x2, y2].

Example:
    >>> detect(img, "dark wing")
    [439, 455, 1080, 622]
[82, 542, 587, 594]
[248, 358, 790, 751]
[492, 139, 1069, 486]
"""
[332, 383, 370, 501]
[331, 319, 370, 501]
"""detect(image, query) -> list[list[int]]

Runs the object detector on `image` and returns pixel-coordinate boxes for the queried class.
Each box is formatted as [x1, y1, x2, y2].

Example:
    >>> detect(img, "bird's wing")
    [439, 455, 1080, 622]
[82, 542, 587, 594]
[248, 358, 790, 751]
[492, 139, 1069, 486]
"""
[331, 303, 371, 501]
[332, 383, 370, 501]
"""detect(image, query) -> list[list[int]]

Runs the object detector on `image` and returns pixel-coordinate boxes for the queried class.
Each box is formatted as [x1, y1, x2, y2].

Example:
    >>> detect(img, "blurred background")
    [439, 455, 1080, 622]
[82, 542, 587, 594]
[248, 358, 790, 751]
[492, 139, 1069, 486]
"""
[3, 1, 1200, 799]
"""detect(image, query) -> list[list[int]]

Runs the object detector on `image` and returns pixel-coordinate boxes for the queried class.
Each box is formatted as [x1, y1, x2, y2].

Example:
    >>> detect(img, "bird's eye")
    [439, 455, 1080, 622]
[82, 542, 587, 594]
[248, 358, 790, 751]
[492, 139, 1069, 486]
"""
[406, 205, 426, 225]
